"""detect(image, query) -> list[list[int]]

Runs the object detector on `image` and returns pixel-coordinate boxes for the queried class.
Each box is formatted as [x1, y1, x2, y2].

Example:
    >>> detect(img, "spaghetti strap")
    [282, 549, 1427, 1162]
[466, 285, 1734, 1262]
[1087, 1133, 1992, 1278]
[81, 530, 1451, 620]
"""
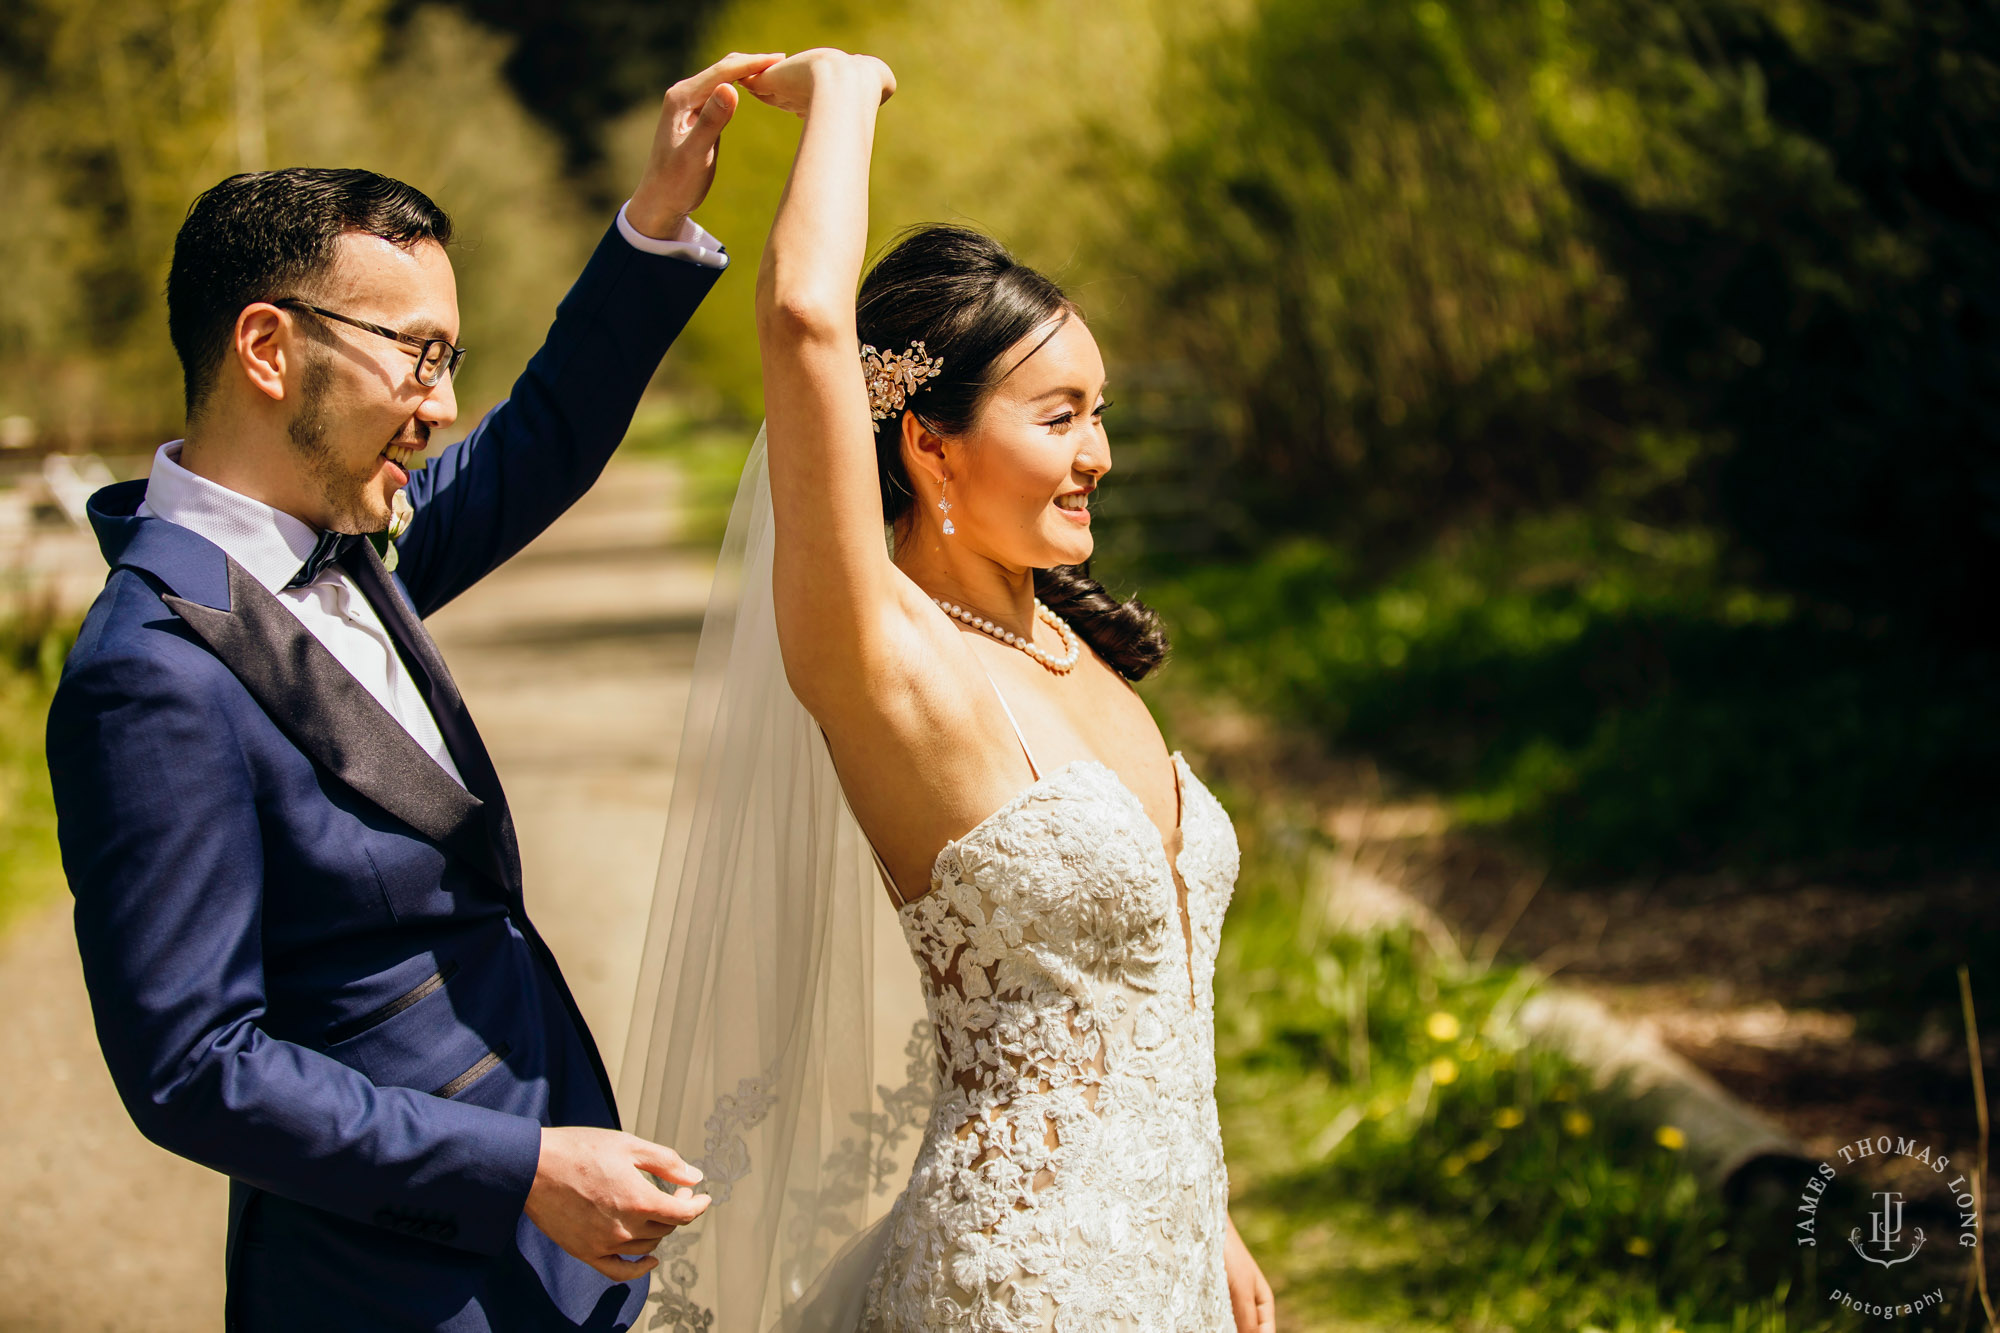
[813, 670, 1041, 908]
[977, 664, 1041, 780]
[867, 845, 906, 908]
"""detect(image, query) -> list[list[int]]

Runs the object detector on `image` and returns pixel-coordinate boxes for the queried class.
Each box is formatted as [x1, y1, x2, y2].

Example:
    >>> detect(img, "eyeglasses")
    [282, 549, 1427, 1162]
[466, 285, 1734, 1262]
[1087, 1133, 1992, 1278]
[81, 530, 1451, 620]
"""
[274, 298, 467, 388]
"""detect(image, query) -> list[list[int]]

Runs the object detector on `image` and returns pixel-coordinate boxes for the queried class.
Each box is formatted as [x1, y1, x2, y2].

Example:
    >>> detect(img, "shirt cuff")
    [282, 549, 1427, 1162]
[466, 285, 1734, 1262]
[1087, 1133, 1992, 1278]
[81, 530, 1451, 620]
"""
[616, 203, 728, 270]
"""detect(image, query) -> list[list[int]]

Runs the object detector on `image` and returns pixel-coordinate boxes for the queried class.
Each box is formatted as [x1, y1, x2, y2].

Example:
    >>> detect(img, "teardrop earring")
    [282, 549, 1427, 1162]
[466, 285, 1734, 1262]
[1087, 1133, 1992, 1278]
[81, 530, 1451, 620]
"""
[937, 478, 956, 535]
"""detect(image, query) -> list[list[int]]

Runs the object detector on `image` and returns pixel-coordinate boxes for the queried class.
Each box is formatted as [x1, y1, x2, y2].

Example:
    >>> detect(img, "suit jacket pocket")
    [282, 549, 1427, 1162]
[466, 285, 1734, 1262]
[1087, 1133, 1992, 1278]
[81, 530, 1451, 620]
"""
[323, 962, 510, 1098]
[322, 962, 458, 1046]
[433, 1044, 510, 1099]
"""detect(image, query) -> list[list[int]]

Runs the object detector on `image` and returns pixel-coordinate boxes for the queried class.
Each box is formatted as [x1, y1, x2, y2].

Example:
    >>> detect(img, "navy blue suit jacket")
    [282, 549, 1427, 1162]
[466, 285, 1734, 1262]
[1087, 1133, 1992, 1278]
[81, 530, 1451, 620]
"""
[46, 222, 720, 1332]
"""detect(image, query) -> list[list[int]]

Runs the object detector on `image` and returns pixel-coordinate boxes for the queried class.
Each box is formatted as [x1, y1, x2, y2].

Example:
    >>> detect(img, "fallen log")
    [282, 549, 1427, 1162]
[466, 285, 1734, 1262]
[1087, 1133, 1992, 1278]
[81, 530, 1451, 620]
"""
[1309, 851, 1810, 1203]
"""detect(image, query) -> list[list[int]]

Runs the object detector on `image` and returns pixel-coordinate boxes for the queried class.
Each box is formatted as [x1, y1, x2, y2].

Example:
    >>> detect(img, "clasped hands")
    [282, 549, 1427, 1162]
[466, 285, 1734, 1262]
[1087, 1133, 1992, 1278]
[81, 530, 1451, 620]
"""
[626, 46, 897, 241]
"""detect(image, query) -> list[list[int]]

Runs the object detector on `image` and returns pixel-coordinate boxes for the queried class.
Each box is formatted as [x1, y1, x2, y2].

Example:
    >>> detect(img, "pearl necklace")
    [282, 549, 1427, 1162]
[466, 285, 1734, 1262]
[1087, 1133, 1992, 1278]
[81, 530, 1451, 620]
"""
[933, 597, 1081, 674]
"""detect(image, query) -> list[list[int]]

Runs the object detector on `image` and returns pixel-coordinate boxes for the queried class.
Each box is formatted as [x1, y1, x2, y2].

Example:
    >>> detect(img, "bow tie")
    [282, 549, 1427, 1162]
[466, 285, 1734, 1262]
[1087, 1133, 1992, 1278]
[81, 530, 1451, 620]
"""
[283, 530, 362, 590]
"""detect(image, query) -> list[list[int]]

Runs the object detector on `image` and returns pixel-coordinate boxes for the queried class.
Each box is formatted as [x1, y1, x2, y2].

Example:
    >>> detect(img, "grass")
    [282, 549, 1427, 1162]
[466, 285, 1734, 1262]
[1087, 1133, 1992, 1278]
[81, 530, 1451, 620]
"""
[0, 608, 74, 934]
[1146, 511, 2000, 879]
[1208, 796, 1865, 1331]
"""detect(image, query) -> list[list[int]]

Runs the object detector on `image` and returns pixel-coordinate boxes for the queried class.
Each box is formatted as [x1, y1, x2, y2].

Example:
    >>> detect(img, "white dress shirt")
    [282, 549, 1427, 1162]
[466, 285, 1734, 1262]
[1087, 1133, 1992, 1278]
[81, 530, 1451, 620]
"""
[136, 207, 725, 789]
[617, 206, 728, 268]
[138, 440, 471, 787]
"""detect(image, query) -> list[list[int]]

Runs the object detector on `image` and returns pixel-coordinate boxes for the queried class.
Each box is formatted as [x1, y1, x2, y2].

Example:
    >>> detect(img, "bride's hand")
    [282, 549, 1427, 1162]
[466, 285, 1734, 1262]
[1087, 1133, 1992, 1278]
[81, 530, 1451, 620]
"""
[740, 47, 895, 117]
[1224, 1215, 1276, 1333]
[627, 50, 784, 239]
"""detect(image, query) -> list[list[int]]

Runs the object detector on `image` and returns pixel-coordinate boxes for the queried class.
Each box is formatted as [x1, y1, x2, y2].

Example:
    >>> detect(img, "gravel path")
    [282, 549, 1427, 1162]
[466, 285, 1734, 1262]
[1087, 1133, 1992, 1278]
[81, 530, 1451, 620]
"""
[0, 457, 713, 1331]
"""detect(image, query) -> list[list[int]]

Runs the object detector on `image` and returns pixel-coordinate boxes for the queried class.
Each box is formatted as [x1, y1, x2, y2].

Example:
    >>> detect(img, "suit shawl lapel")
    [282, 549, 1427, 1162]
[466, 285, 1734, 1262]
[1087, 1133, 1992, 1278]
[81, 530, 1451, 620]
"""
[341, 539, 526, 893]
[161, 556, 512, 892]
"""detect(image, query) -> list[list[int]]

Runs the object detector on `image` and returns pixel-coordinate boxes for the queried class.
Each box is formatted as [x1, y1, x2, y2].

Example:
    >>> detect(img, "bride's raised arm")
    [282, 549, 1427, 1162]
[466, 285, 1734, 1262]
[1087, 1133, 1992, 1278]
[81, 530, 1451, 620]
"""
[743, 50, 906, 710]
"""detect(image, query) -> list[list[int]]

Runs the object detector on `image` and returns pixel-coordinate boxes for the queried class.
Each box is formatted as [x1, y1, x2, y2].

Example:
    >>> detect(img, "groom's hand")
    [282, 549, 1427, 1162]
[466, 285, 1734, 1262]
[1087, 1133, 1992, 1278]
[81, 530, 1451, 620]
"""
[626, 50, 785, 240]
[523, 1126, 711, 1280]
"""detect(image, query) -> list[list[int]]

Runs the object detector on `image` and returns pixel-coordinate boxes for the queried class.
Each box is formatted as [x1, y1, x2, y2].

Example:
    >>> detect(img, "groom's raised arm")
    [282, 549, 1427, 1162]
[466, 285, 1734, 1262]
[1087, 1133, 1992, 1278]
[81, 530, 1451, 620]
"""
[391, 219, 720, 617]
[393, 52, 780, 619]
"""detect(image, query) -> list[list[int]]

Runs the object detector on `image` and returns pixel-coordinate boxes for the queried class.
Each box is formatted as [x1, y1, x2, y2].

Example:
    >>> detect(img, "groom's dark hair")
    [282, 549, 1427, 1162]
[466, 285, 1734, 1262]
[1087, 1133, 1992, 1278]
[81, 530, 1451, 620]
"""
[167, 167, 453, 420]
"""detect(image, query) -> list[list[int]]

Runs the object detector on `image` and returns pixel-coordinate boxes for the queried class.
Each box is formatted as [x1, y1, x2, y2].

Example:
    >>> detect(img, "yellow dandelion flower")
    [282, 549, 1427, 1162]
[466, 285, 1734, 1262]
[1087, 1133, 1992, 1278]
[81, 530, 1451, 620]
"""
[1442, 1153, 1466, 1177]
[1493, 1107, 1525, 1129]
[1465, 1138, 1497, 1163]
[1429, 1057, 1460, 1086]
[1425, 1011, 1461, 1042]
[1624, 1236, 1652, 1256]
[1562, 1109, 1593, 1137]
[1654, 1125, 1687, 1151]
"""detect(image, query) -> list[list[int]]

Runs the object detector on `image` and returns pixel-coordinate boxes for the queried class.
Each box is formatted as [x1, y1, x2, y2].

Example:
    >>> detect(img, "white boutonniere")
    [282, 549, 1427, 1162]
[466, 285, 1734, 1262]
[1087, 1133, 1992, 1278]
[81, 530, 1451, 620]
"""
[370, 489, 415, 573]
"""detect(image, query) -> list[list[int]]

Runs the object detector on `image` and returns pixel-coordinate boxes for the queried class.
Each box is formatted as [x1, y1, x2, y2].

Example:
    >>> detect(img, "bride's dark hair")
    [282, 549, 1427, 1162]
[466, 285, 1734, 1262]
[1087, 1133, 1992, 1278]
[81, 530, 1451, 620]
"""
[857, 224, 1168, 681]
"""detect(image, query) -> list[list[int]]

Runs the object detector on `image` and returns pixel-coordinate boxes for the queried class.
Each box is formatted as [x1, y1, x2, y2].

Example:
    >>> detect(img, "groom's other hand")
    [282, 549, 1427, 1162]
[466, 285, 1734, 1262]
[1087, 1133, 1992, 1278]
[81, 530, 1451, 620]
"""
[626, 50, 786, 240]
[524, 1126, 711, 1279]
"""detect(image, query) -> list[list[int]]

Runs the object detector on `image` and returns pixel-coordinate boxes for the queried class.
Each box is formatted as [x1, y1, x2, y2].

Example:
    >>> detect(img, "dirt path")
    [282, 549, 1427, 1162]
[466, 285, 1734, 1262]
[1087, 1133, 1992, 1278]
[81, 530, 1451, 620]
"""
[0, 457, 713, 1331]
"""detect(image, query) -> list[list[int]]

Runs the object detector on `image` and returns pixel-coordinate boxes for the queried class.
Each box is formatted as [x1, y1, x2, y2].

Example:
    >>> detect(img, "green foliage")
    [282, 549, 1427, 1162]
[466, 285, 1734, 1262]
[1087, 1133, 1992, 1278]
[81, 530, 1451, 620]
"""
[0, 611, 76, 934]
[1556, 0, 2000, 640]
[1124, 0, 2000, 645]
[1104, 0, 2000, 874]
[0, 0, 592, 442]
[1152, 515, 2000, 875]
[1126, 0, 1646, 551]
[1120, 0, 2000, 646]
[416, 1, 722, 172]
[615, 0, 1202, 420]
[1215, 813, 1850, 1330]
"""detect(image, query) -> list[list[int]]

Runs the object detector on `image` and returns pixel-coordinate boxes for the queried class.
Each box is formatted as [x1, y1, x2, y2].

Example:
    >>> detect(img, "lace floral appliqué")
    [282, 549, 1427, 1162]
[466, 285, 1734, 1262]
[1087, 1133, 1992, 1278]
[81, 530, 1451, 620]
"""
[642, 756, 1239, 1333]
[860, 756, 1239, 1333]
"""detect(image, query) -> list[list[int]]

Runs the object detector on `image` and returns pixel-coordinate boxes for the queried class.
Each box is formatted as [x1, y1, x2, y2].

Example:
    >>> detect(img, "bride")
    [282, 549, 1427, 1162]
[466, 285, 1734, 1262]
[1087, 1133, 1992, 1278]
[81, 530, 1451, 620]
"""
[620, 48, 1274, 1333]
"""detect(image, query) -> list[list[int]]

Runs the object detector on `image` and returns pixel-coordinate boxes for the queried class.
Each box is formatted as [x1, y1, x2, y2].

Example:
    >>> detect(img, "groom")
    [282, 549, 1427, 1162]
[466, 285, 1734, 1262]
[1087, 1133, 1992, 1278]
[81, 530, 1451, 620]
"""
[45, 51, 781, 1333]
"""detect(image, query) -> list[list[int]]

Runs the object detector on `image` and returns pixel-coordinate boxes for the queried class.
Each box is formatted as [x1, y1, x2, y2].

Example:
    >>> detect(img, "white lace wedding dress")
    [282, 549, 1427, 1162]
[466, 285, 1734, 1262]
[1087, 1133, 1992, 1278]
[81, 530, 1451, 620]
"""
[858, 690, 1240, 1332]
[622, 437, 1241, 1333]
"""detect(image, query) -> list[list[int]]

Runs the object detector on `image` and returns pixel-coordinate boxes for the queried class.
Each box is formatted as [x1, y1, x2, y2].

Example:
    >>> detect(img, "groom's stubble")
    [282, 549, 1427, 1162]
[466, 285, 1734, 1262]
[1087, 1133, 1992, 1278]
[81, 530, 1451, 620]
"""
[286, 341, 414, 536]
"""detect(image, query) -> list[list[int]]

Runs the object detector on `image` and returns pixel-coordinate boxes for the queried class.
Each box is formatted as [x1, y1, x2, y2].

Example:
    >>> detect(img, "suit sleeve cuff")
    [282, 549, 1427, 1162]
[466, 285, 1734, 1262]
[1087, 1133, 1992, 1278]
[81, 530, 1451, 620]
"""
[390, 1101, 544, 1256]
[615, 203, 728, 270]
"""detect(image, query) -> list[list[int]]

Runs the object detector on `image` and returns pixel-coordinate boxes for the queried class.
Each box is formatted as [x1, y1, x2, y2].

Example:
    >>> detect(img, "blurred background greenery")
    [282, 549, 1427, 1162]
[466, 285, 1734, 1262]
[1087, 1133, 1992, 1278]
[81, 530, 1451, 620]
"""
[5, 0, 1993, 877]
[4, 0, 1996, 1326]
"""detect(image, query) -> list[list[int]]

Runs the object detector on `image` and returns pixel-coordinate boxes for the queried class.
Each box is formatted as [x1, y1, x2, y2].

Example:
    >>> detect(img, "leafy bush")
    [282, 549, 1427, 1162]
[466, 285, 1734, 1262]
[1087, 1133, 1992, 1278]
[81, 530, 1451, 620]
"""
[1561, 0, 2000, 643]
[1127, 0, 1639, 553]
[1152, 515, 2000, 875]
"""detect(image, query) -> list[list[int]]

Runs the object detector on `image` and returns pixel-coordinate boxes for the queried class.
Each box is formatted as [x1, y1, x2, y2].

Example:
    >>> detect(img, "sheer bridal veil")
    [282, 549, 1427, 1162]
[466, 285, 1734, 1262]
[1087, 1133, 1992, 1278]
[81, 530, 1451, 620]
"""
[619, 428, 934, 1332]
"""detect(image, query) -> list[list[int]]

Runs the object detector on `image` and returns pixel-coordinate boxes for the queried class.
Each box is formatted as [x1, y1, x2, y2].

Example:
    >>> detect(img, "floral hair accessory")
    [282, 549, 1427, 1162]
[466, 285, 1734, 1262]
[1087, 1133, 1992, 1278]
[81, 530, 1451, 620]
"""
[861, 340, 945, 421]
